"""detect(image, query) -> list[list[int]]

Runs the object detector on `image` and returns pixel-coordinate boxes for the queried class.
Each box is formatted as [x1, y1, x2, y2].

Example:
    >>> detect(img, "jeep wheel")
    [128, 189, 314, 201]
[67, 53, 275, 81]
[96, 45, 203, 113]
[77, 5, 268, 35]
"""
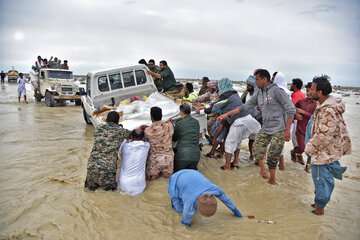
[83, 107, 92, 125]
[75, 99, 81, 106]
[45, 91, 56, 107]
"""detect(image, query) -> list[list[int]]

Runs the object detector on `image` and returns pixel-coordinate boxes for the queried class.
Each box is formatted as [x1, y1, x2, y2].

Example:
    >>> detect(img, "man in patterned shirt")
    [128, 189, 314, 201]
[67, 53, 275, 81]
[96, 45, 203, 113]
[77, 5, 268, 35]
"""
[145, 107, 174, 180]
[85, 111, 130, 191]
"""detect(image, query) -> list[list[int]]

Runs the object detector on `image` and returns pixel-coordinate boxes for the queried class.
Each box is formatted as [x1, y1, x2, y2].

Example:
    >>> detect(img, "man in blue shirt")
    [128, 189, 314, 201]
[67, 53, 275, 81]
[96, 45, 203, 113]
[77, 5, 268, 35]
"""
[168, 169, 242, 226]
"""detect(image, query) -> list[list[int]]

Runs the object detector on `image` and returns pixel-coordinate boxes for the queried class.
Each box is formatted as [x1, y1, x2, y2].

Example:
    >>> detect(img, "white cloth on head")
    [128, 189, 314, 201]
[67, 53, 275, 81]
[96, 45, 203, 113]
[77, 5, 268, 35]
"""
[118, 140, 150, 196]
[225, 114, 261, 154]
[273, 72, 291, 96]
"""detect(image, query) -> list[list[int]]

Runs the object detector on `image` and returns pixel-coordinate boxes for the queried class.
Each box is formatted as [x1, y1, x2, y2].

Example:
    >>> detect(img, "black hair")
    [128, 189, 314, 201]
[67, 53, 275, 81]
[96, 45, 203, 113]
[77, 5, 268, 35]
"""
[159, 60, 167, 66]
[254, 69, 271, 82]
[148, 59, 155, 64]
[150, 106, 162, 121]
[130, 129, 145, 140]
[305, 82, 312, 89]
[180, 104, 191, 115]
[202, 76, 210, 82]
[138, 59, 147, 65]
[271, 72, 278, 82]
[106, 111, 120, 124]
[292, 78, 303, 89]
[185, 82, 194, 93]
[312, 75, 332, 96]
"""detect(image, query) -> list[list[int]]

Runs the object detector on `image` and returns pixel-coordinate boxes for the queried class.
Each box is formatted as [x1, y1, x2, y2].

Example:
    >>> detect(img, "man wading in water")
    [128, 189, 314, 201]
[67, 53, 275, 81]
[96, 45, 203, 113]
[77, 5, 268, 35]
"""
[305, 75, 351, 215]
[218, 69, 295, 184]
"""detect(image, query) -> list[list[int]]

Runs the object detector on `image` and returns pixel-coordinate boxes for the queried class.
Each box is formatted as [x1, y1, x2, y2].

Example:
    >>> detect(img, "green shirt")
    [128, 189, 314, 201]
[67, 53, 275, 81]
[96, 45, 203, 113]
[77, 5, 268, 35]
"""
[160, 66, 176, 92]
[149, 65, 162, 91]
[173, 115, 200, 165]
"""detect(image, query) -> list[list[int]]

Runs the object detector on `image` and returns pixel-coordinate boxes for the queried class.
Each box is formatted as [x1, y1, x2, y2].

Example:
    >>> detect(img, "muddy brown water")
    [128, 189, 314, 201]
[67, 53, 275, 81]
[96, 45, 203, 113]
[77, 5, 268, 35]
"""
[0, 83, 359, 240]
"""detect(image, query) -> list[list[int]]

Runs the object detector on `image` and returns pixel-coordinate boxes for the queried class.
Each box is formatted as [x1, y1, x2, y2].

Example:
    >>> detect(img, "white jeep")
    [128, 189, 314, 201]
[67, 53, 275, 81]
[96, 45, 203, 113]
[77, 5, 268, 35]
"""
[31, 68, 84, 107]
[81, 64, 207, 133]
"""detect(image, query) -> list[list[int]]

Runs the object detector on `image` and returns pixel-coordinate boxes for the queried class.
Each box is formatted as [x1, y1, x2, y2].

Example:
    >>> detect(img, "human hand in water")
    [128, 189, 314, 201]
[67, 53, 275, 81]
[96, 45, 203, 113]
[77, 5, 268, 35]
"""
[233, 209, 242, 217]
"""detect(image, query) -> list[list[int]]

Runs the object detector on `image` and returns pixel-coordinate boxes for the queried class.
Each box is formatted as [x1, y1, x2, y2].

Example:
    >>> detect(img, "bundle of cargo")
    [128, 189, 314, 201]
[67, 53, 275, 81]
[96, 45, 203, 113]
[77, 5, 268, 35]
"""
[92, 92, 180, 130]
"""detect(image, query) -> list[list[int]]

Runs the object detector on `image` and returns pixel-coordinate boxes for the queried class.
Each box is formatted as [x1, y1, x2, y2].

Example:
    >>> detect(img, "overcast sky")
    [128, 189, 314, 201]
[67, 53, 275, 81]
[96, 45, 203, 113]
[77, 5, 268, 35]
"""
[1, 0, 359, 86]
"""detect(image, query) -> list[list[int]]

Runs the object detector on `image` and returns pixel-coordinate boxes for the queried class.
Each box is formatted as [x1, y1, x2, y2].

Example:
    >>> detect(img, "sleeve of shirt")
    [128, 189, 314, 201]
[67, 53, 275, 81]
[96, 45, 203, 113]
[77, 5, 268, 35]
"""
[160, 69, 170, 79]
[275, 88, 296, 117]
[119, 140, 126, 154]
[172, 122, 180, 142]
[181, 202, 196, 226]
[211, 99, 228, 114]
[215, 189, 242, 217]
[171, 197, 184, 214]
[244, 92, 258, 109]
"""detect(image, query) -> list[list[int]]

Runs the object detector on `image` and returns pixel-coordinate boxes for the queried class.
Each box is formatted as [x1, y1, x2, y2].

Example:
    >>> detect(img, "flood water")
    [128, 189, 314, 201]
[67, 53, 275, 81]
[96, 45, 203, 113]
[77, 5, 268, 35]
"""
[0, 83, 359, 240]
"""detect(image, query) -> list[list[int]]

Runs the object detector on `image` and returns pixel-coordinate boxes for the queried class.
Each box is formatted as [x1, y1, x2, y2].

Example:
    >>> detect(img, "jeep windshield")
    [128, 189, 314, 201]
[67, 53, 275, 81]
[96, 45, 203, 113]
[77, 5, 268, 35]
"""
[48, 70, 73, 80]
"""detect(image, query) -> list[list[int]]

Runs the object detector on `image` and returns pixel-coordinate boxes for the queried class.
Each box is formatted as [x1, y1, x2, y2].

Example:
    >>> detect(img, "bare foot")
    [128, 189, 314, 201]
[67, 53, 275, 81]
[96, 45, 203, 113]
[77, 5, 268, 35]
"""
[259, 168, 269, 179]
[312, 208, 324, 215]
[220, 165, 231, 170]
[267, 179, 277, 185]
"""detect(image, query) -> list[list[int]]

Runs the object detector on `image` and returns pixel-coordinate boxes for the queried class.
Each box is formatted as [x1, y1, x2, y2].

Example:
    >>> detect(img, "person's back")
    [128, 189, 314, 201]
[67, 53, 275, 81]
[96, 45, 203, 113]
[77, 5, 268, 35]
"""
[159, 61, 176, 92]
[85, 111, 130, 191]
[145, 120, 173, 155]
[173, 105, 200, 171]
[118, 139, 150, 196]
[144, 107, 174, 180]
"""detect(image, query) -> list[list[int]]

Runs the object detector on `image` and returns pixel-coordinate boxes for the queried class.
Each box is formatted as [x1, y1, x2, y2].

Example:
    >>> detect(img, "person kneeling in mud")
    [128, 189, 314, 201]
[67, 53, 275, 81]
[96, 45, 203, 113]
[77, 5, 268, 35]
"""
[85, 111, 130, 191]
[118, 127, 150, 196]
[168, 169, 242, 226]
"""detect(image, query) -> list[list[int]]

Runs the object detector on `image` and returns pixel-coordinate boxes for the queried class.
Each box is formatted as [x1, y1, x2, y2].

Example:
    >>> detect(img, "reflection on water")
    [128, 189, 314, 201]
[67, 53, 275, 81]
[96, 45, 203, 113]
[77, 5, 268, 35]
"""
[0, 83, 359, 240]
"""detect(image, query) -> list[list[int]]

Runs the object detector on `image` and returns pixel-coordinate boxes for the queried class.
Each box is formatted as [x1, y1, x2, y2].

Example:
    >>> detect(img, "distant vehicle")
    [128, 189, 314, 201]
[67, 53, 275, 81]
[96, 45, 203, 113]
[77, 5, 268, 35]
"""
[81, 64, 207, 133]
[7, 69, 19, 83]
[30, 68, 84, 107]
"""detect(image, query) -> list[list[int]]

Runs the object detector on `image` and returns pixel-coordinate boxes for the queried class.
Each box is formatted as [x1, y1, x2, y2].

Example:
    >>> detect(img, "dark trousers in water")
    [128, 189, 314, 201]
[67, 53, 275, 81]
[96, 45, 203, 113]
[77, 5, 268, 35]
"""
[173, 146, 200, 172]
[311, 160, 346, 208]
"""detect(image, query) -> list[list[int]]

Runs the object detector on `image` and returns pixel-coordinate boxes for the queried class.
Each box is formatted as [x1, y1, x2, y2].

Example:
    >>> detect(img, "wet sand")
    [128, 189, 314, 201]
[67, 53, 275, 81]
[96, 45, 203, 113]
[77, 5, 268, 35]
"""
[0, 83, 359, 240]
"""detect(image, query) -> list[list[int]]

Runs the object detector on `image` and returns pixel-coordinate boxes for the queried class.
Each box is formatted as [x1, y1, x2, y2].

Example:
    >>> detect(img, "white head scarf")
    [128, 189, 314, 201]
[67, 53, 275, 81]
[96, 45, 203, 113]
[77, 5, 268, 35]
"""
[273, 72, 291, 96]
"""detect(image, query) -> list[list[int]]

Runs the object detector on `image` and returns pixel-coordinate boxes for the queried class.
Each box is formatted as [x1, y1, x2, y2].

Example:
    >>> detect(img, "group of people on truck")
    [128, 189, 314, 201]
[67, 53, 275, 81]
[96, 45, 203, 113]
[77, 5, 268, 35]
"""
[137, 58, 177, 93]
[32, 55, 69, 72]
[84, 63, 351, 226]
